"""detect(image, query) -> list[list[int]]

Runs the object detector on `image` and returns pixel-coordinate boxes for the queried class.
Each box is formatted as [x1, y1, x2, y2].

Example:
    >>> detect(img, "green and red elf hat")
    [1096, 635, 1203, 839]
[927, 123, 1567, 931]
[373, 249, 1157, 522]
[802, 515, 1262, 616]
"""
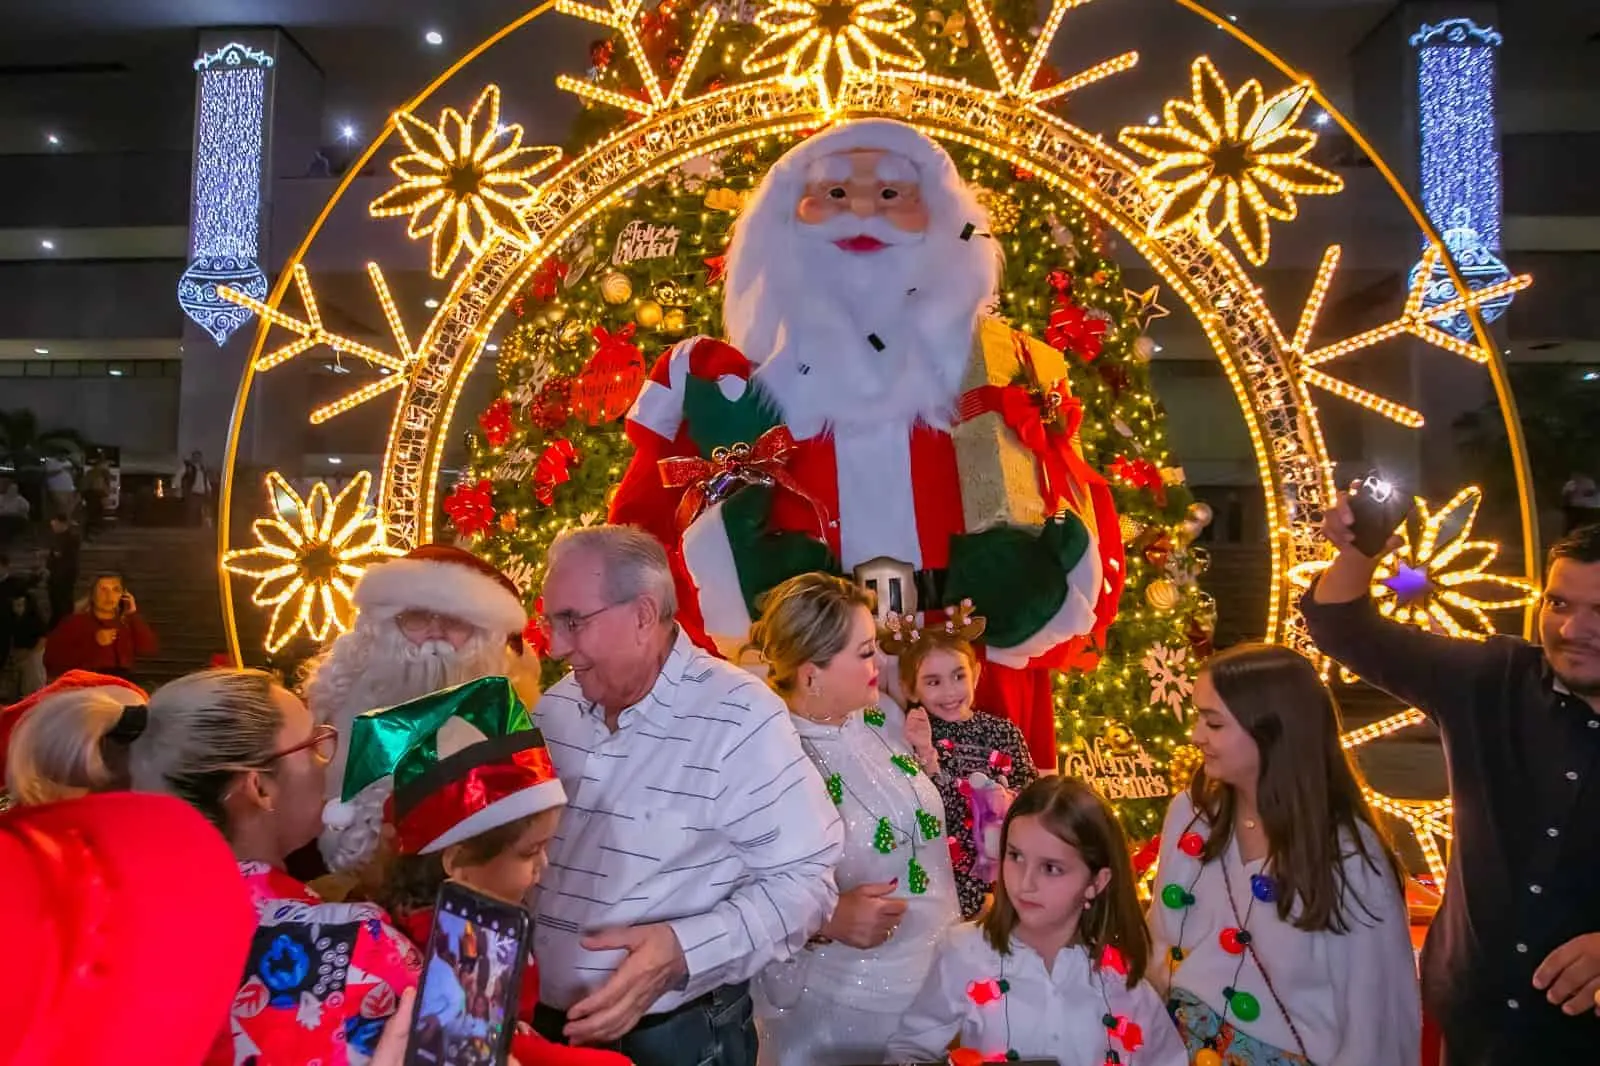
[331, 675, 565, 856]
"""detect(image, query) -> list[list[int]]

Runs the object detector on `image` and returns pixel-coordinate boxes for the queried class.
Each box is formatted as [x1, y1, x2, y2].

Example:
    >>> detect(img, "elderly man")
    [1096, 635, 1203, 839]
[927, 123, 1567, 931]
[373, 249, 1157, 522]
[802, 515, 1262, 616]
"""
[1305, 507, 1600, 1065]
[308, 543, 540, 874]
[529, 525, 842, 1066]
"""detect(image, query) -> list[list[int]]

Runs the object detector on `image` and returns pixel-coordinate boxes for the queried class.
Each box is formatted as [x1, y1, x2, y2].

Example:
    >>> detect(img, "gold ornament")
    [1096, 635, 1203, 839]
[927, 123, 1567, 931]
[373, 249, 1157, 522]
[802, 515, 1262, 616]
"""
[975, 188, 1021, 234]
[635, 299, 664, 328]
[1118, 514, 1147, 545]
[662, 307, 687, 333]
[1168, 745, 1205, 792]
[558, 319, 586, 346]
[499, 511, 518, 533]
[1103, 723, 1137, 753]
[600, 271, 633, 304]
[1145, 578, 1181, 611]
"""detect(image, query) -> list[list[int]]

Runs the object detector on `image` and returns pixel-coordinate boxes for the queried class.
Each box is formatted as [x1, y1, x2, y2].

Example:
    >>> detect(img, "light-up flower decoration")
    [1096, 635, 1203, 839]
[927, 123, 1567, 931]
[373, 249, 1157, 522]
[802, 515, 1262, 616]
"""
[369, 84, 561, 278]
[743, 0, 924, 83]
[1119, 57, 1343, 266]
[1291, 486, 1539, 641]
[222, 471, 402, 653]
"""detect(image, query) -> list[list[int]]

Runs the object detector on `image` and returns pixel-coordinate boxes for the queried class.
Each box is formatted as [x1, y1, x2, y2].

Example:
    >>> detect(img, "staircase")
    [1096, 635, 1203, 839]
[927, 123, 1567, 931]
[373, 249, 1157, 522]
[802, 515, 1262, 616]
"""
[75, 525, 228, 688]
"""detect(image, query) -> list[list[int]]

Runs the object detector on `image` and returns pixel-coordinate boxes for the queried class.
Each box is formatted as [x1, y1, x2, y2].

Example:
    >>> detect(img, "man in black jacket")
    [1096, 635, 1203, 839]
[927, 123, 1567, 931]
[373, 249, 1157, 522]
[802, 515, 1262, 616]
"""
[0, 552, 47, 701]
[1304, 503, 1600, 1066]
[44, 513, 79, 627]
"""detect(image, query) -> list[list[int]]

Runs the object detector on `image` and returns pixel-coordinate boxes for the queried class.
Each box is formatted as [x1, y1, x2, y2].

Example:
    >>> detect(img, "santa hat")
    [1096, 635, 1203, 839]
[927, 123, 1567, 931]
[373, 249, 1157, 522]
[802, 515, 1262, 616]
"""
[329, 675, 565, 855]
[352, 543, 527, 637]
[0, 670, 148, 774]
[0, 791, 253, 1066]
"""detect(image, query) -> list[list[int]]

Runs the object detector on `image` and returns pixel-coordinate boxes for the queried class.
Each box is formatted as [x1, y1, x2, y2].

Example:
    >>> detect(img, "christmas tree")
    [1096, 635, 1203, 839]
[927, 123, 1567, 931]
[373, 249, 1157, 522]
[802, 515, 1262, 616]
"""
[452, 0, 1213, 837]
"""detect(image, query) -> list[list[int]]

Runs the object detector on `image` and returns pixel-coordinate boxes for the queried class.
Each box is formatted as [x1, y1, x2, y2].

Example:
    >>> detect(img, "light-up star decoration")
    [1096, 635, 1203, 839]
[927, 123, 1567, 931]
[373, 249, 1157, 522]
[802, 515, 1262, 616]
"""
[222, 470, 402, 653]
[1290, 485, 1539, 641]
[743, 0, 924, 82]
[1119, 57, 1343, 266]
[1341, 707, 1453, 885]
[369, 84, 561, 278]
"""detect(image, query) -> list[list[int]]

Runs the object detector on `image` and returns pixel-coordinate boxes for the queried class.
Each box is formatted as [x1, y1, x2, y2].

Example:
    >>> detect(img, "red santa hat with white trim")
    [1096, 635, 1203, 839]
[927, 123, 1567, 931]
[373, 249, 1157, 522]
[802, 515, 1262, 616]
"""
[352, 542, 528, 637]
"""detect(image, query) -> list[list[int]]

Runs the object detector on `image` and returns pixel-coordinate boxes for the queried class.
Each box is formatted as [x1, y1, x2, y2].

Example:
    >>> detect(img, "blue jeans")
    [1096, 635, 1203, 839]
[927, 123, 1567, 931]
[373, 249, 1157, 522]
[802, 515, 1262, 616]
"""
[534, 983, 757, 1066]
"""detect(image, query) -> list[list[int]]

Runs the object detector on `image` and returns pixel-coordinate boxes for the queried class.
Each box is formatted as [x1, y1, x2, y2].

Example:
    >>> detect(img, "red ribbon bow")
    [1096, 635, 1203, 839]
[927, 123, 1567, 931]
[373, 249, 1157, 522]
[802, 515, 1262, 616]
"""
[534, 439, 581, 505]
[657, 425, 830, 533]
[958, 383, 1087, 514]
[478, 397, 515, 448]
[443, 479, 496, 538]
[1111, 455, 1167, 506]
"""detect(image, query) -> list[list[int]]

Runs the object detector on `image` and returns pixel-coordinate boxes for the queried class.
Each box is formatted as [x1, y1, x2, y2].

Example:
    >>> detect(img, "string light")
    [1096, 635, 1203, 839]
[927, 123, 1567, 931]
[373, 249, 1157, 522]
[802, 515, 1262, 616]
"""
[178, 42, 272, 345]
[221, 470, 401, 652]
[743, 0, 923, 82]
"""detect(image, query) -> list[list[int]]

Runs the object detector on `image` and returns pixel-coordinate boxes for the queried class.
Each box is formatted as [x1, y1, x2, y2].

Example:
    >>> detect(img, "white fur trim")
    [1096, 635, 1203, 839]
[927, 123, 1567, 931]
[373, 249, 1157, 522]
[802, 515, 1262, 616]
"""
[832, 422, 921, 570]
[985, 538, 1104, 667]
[319, 778, 391, 873]
[353, 556, 525, 635]
[681, 498, 755, 646]
[418, 779, 567, 855]
[626, 338, 700, 438]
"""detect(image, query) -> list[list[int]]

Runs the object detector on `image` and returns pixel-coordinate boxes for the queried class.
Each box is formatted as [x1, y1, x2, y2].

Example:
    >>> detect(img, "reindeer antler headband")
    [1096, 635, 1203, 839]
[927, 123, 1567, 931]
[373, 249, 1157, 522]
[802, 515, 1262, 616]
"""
[878, 599, 988, 657]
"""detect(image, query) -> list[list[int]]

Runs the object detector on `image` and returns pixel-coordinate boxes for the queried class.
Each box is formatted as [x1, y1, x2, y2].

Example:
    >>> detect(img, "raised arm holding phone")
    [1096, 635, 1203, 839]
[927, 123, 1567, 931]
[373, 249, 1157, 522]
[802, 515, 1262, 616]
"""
[1302, 480, 1600, 1066]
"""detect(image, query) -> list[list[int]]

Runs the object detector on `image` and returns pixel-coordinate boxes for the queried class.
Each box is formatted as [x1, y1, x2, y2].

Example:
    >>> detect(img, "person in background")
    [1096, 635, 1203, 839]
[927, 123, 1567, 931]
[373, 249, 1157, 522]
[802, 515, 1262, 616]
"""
[41, 454, 77, 521]
[1305, 502, 1600, 1065]
[1148, 643, 1419, 1066]
[887, 775, 1186, 1066]
[177, 449, 213, 527]
[80, 455, 111, 540]
[0, 478, 29, 547]
[530, 526, 842, 1066]
[0, 551, 48, 702]
[1561, 472, 1600, 534]
[43, 572, 157, 683]
[44, 512, 79, 627]
[6, 665, 421, 1064]
[0, 790, 255, 1066]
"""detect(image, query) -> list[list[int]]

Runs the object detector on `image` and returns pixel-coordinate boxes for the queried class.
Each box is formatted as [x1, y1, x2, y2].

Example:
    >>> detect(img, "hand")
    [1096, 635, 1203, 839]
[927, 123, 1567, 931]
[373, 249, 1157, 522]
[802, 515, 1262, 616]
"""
[368, 987, 416, 1066]
[121, 592, 138, 614]
[1534, 933, 1600, 1016]
[565, 923, 688, 1045]
[95, 627, 118, 647]
[903, 707, 939, 774]
[1319, 488, 1402, 560]
[821, 880, 908, 949]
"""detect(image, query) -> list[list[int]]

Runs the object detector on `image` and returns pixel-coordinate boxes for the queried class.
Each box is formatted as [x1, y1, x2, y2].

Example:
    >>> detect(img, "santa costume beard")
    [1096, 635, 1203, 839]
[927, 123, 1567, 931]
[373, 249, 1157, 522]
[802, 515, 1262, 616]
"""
[304, 619, 511, 872]
[725, 134, 1001, 437]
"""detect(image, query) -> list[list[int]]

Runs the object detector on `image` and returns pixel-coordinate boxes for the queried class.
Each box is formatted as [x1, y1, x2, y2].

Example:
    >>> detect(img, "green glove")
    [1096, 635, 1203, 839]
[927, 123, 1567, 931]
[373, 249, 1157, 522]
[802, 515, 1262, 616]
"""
[719, 484, 840, 618]
[946, 514, 1090, 647]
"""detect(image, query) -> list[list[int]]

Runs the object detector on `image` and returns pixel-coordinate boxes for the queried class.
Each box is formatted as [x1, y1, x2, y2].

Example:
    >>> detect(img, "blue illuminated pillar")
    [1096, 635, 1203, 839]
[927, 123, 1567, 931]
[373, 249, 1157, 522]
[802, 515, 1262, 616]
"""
[1408, 17, 1515, 338]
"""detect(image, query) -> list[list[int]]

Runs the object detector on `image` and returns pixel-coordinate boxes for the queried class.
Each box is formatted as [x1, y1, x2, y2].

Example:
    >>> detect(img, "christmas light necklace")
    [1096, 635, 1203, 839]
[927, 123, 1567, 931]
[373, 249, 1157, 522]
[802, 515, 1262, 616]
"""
[801, 707, 942, 894]
[1159, 817, 1308, 1063]
[965, 944, 1147, 1064]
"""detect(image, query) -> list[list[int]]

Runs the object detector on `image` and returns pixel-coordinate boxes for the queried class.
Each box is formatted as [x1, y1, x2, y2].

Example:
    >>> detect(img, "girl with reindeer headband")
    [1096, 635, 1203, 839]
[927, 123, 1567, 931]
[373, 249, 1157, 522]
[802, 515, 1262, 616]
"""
[883, 600, 1039, 918]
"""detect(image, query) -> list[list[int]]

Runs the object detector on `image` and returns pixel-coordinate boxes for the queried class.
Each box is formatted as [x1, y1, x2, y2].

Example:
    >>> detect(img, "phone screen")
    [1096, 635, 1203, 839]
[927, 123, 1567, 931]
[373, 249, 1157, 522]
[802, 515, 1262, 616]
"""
[405, 883, 529, 1066]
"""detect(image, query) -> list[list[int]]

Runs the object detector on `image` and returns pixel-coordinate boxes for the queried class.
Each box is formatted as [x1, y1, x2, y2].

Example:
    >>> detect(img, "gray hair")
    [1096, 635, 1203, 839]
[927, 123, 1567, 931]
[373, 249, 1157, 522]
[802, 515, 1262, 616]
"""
[549, 524, 677, 622]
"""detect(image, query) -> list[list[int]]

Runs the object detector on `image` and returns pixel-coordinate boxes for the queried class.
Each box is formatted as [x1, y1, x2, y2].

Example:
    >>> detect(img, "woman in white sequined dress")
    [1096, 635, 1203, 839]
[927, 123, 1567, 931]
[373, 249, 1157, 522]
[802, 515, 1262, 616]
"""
[745, 573, 960, 1066]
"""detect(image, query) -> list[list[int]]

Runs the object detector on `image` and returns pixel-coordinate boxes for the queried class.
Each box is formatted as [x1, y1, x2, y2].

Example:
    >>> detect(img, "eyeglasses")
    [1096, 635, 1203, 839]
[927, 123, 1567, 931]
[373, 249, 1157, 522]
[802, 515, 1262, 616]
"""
[535, 600, 630, 641]
[267, 723, 339, 767]
[395, 609, 477, 641]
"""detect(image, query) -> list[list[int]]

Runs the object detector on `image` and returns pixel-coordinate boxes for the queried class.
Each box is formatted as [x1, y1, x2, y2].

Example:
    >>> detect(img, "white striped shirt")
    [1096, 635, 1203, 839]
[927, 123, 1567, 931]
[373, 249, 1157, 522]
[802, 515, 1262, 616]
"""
[531, 627, 844, 1013]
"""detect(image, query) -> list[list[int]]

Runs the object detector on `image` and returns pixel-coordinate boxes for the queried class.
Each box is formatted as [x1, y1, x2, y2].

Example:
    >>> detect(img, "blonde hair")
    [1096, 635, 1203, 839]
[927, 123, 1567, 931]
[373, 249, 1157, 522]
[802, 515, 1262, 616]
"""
[7, 668, 285, 833]
[746, 573, 875, 696]
[5, 686, 146, 805]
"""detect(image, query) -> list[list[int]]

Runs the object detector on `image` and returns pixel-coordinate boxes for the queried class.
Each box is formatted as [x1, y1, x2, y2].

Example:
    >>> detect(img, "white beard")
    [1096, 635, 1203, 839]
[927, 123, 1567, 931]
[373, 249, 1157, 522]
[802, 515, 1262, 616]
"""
[303, 618, 511, 872]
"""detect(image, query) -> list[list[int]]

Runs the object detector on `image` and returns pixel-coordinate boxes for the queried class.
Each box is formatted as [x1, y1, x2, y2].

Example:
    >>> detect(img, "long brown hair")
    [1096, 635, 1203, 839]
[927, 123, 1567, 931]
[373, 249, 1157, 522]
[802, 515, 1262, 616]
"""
[897, 631, 979, 702]
[980, 776, 1149, 988]
[1191, 643, 1404, 933]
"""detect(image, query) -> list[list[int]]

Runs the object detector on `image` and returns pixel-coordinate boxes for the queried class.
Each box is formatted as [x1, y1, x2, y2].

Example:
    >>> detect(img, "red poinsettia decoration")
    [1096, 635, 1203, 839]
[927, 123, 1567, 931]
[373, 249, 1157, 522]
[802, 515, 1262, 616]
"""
[444, 479, 496, 538]
[1111, 455, 1167, 506]
[572, 324, 645, 425]
[1045, 296, 1109, 362]
[534, 439, 581, 505]
[1131, 834, 1162, 878]
[478, 397, 515, 448]
[965, 978, 1003, 1007]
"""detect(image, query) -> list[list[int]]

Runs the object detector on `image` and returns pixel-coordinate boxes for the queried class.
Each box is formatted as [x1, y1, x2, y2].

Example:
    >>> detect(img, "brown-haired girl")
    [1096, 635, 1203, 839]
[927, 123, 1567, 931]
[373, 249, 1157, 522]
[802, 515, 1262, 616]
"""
[890, 604, 1039, 918]
[1148, 643, 1420, 1066]
[888, 776, 1185, 1065]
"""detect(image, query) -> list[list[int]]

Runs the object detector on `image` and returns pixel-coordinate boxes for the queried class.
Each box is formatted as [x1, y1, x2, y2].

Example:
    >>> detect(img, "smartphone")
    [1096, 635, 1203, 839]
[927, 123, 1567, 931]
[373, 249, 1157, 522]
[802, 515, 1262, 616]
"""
[1347, 472, 1414, 558]
[405, 881, 531, 1066]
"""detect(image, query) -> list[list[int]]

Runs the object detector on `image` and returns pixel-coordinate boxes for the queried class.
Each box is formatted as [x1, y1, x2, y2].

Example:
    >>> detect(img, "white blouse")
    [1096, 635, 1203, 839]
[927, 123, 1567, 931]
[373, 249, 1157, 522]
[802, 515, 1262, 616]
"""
[886, 923, 1187, 1066]
[1147, 791, 1421, 1066]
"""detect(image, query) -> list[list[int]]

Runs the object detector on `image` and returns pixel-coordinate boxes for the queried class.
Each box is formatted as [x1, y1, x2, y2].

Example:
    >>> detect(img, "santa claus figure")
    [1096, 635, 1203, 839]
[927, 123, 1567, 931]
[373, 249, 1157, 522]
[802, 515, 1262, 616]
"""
[611, 119, 1122, 765]
[305, 544, 537, 873]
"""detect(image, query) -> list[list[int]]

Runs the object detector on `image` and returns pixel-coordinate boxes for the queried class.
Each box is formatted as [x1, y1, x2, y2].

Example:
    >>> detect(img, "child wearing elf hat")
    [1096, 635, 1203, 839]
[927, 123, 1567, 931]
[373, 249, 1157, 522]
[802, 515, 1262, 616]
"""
[335, 674, 630, 1066]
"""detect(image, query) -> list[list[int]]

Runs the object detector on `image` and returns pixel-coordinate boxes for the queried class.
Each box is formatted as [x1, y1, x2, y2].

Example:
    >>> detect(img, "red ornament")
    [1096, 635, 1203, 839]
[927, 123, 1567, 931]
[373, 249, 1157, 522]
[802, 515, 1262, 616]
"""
[444, 479, 496, 538]
[1046, 268, 1072, 293]
[1012, 164, 1034, 182]
[528, 257, 569, 303]
[965, 978, 1003, 1006]
[1098, 944, 1129, 977]
[589, 39, 614, 69]
[665, 47, 685, 71]
[1131, 835, 1161, 878]
[1111, 455, 1168, 506]
[572, 324, 645, 425]
[478, 397, 515, 448]
[1045, 298, 1109, 362]
[1220, 927, 1246, 955]
[529, 378, 572, 431]
[1178, 831, 1206, 858]
[1110, 1016, 1144, 1053]
[704, 253, 729, 286]
[533, 439, 581, 505]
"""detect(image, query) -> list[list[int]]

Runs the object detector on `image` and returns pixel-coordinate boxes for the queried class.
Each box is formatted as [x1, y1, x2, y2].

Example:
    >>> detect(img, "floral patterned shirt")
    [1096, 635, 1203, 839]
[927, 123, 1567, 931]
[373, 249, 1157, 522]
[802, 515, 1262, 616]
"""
[209, 861, 422, 1066]
[927, 710, 1039, 918]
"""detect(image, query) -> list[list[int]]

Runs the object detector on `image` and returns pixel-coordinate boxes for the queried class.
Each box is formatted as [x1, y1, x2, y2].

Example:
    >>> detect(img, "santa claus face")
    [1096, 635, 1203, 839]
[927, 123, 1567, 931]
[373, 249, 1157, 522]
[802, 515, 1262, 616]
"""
[795, 149, 930, 248]
[395, 608, 478, 652]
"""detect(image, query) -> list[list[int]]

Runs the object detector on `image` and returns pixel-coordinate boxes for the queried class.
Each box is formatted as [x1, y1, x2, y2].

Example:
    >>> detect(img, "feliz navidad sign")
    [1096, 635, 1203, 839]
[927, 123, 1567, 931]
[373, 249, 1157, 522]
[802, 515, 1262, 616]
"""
[611, 220, 681, 266]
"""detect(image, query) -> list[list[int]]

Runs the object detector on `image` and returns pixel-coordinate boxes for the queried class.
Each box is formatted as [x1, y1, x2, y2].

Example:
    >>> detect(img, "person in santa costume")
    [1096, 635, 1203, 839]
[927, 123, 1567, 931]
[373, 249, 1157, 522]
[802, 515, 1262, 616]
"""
[610, 118, 1123, 767]
[307, 543, 539, 875]
[332, 675, 630, 1066]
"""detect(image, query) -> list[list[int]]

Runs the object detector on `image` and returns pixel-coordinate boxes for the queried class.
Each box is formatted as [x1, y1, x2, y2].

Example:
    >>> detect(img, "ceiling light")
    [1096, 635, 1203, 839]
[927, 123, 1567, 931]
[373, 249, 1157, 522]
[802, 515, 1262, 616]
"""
[1584, 371, 1599, 382]
[45, 132, 60, 147]
[33, 347, 48, 355]
[424, 29, 444, 46]
[424, 297, 440, 308]
[109, 369, 124, 377]
[40, 239, 55, 251]
[486, 342, 498, 352]
[339, 123, 357, 143]
[380, 368, 393, 376]
[1146, 114, 1159, 125]
[1227, 13, 1238, 22]
[1314, 111, 1331, 127]
[328, 456, 344, 465]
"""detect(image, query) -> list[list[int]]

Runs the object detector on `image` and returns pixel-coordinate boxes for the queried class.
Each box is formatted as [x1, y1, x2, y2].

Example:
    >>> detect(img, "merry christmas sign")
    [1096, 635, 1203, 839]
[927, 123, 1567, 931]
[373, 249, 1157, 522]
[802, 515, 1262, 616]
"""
[1061, 736, 1172, 801]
